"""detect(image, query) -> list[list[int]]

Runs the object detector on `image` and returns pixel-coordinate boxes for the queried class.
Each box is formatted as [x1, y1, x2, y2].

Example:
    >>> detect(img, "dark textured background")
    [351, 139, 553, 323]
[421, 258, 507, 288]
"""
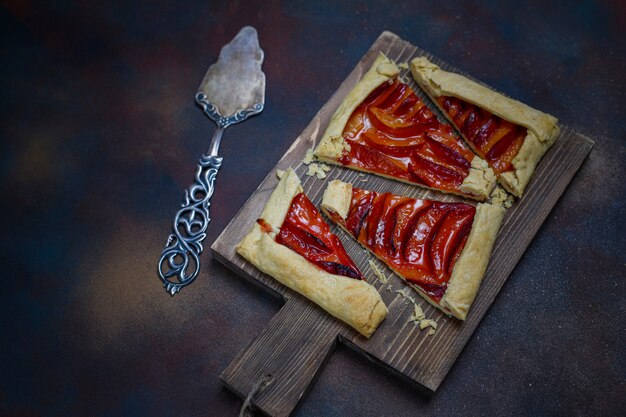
[1, 1, 624, 416]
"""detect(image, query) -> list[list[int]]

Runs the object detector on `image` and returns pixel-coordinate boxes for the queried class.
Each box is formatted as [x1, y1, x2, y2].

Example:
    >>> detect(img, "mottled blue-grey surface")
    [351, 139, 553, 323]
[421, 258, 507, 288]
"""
[1, 1, 624, 416]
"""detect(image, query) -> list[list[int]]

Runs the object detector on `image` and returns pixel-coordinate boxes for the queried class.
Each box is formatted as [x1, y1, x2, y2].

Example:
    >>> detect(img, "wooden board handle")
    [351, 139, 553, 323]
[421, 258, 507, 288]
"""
[221, 296, 343, 417]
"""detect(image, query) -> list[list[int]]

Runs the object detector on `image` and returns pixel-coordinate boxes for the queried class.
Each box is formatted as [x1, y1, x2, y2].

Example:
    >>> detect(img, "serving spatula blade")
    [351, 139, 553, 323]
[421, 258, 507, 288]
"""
[197, 26, 265, 122]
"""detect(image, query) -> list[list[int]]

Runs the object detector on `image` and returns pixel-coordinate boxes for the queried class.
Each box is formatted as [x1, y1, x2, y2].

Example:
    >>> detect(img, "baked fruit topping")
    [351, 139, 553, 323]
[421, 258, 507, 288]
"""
[339, 79, 476, 194]
[325, 186, 476, 302]
[271, 192, 364, 280]
[437, 96, 526, 174]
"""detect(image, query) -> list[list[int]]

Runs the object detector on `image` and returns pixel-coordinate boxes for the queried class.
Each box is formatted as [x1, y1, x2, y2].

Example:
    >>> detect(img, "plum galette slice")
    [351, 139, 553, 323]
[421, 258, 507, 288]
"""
[236, 169, 387, 337]
[411, 56, 559, 197]
[314, 54, 496, 201]
[321, 180, 504, 320]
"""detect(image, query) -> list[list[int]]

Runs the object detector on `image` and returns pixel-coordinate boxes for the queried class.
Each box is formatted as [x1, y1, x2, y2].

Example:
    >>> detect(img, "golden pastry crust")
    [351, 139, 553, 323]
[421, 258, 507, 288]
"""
[236, 169, 387, 338]
[320, 179, 354, 220]
[321, 180, 504, 320]
[315, 53, 397, 161]
[497, 133, 553, 197]
[459, 157, 497, 199]
[410, 56, 559, 197]
[314, 54, 495, 201]
[321, 180, 352, 220]
[440, 203, 505, 319]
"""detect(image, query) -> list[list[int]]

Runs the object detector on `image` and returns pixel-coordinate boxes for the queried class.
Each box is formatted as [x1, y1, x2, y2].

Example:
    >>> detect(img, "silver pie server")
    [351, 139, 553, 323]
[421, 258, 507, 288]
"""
[158, 26, 265, 295]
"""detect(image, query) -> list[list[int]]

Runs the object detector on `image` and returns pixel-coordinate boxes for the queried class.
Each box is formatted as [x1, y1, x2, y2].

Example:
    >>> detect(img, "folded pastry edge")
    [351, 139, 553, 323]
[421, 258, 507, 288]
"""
[410, 56, 559, 197]
[236, 169, 387, 338]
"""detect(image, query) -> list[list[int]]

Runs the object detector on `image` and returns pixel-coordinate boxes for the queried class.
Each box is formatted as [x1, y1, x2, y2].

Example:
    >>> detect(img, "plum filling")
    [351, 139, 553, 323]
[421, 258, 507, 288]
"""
[338, 79, 475, 193]
[269, 193, 364, 280]
[438, 96, 527, 174]
[335, 187, 476, 302]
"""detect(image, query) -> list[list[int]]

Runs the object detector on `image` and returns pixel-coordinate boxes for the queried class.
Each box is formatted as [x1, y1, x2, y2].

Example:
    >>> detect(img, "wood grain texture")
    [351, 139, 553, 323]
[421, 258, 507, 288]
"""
[211, 31, 594, 416]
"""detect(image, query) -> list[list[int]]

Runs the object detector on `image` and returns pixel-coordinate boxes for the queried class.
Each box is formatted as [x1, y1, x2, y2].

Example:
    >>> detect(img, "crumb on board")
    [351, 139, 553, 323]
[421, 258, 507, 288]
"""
[276, 169, 285, 179]
[395, 287, 416, 304]
[408, 302, 438, 335]
[398, 62, 409, 69]
[490, 186, 514, 209]
[395, 288, 410, 298]
[419, 319, 438, 331]
[409, 304, 425, 323]
[368, 260, 388, 284]
[306, 162, 330, 179]
[302, 149, 315, 165]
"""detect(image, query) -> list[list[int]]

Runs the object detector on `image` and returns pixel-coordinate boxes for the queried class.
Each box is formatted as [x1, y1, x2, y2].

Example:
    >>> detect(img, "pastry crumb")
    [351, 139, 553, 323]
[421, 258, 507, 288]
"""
[302, 149, 315, 165]
[306, 163, 331, 180]
[395, 288, 410, 298]
[276, 169, 285, 179]
[419, 319, 438, 331]
[490, 186, 514, 209]
[368, 260, 388, 284]
[409, 304, 425, 323]
[398, 62, 409, 69]
[395, 288, 416, 304]
[408, 302, 438, 335]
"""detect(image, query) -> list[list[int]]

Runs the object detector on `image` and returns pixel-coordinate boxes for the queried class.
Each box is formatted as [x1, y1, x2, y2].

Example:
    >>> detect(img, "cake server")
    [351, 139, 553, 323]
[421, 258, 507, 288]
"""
[158, 26, 265, 295]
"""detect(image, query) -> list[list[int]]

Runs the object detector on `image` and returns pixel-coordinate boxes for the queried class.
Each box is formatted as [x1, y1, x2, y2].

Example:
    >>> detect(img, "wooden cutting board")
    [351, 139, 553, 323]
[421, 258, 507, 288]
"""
[211, 31, 593, 417]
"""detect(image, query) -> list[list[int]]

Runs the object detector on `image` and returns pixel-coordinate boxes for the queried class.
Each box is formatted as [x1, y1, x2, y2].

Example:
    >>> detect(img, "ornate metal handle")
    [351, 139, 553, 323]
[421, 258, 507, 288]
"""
[158, 152, 223, 295]
[158, 94, 262, 295]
